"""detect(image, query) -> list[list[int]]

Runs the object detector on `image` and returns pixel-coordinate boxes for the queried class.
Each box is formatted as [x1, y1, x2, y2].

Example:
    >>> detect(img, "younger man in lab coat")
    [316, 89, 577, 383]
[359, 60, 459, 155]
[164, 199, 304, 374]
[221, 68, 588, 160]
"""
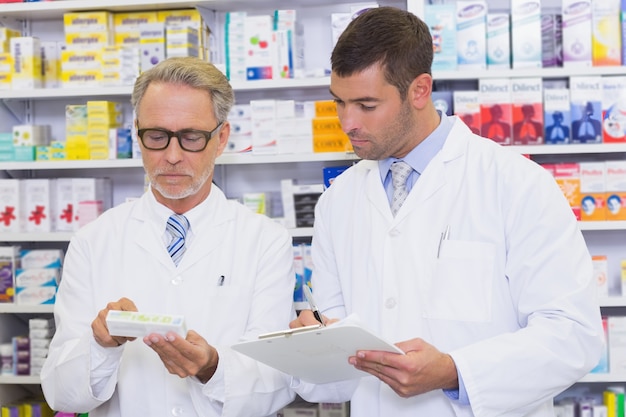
[291, 7, 604, 417]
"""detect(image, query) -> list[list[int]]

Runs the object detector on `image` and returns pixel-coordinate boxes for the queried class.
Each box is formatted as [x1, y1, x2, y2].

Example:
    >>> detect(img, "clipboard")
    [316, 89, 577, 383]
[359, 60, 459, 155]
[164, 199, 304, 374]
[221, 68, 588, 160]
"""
[231, 321, 404, 384]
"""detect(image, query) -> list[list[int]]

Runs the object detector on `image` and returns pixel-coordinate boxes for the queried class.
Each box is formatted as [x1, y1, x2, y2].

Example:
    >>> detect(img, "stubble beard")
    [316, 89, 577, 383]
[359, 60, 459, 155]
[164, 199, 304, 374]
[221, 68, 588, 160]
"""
[148, 161, 214, 200]
[349, 100, 415, 160]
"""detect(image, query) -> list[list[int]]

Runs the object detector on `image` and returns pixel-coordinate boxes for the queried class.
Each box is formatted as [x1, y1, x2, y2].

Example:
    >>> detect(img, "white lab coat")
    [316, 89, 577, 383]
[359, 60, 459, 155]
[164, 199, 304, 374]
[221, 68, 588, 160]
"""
[41, 186, 296, 417]
[301, 117, 604, 417]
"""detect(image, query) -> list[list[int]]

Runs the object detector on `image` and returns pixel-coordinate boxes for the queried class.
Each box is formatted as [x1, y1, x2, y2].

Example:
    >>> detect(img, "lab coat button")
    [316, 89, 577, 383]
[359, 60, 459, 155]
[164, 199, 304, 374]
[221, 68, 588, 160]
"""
[385, 298, 397, 309]
[389, 229, 400, 236]
[171, 276, 183, 285]
[171, 406, 185, 416]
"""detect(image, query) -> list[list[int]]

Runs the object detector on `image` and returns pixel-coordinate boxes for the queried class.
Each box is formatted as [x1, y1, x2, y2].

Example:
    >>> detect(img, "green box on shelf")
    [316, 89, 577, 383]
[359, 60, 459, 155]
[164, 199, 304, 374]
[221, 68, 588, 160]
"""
[13, 145, 35, 161]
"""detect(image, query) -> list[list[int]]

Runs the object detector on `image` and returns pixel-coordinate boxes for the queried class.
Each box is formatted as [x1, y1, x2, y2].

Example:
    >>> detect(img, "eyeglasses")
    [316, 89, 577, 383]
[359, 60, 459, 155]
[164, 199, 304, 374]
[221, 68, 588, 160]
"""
[137, 122, 223, 152]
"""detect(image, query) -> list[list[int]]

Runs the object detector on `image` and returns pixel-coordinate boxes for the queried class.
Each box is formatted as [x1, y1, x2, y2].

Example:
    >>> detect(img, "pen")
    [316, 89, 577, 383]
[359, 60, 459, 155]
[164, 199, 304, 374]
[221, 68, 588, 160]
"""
[302, 284, 326, 327]
[218, 275, 225, 286]
[437, 225, 450, 259]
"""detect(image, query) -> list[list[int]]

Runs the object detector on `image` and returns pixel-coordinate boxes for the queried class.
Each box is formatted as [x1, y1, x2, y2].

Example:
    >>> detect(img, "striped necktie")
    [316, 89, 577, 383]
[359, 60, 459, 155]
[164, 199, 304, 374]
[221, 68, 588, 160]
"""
[166, 214, 190, 266]
[390, 161, 413, 216]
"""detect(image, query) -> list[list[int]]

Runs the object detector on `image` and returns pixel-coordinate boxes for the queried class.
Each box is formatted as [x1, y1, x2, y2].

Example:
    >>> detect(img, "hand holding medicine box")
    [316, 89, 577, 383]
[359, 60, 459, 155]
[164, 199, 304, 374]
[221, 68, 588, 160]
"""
[106, 311, 186, 338]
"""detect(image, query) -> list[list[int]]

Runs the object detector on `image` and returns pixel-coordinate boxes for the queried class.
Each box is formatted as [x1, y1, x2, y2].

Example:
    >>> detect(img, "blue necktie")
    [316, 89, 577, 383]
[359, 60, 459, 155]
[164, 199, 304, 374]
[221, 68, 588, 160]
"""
[166, 214, 190, 266]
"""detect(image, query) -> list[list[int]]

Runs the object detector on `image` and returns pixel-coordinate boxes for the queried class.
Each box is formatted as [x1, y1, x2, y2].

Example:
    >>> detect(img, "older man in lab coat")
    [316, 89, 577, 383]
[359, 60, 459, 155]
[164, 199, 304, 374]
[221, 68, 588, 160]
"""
[291, 7, 604, 417]
[41, 57, 297, 417]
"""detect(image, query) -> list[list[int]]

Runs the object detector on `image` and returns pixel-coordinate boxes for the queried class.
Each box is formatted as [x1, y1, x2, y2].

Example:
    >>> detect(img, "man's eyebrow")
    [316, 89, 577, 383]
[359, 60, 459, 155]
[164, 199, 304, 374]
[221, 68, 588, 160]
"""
[328, 89, 381, 103]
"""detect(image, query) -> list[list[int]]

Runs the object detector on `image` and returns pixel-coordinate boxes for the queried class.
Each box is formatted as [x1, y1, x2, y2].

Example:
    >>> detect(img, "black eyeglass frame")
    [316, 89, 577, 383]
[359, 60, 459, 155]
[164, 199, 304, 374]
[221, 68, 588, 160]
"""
[136, 122, 224, 152]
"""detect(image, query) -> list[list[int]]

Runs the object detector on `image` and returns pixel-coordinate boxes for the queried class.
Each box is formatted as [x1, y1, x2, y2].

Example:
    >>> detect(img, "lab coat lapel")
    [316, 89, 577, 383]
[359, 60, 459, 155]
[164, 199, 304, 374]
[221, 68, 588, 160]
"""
[131, 197, 173, 269]
[395, 118, 469, 221]
[363, 160, 393, 218]
[176, 188, 233, 272]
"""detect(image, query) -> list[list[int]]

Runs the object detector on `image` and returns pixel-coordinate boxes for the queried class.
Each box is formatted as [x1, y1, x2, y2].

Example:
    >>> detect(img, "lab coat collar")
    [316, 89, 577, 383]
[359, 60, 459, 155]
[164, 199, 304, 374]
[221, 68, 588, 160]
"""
[129, 185, 235, 271]
[364, 117, 471, 222]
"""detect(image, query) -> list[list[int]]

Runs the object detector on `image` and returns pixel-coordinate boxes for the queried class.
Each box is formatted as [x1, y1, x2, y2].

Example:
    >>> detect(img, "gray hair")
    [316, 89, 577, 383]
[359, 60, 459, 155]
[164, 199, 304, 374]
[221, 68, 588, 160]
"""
[131, 57, 235, 123]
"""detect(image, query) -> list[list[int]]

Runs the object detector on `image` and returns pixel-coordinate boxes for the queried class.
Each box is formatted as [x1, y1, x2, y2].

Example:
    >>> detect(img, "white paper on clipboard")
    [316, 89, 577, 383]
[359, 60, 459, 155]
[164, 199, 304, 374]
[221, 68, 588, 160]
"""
[230, 314, 404, 384]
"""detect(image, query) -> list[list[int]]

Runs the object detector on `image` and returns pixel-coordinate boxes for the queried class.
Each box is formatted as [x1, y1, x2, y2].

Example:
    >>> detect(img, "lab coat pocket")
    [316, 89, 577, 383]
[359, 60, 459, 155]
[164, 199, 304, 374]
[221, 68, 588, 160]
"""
[427, 240, 495, 322]
[194, 286, 243, 338]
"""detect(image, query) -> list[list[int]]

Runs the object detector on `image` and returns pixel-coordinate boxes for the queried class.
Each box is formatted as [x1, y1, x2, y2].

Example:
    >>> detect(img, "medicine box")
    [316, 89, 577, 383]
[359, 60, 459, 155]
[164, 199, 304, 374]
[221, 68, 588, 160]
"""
[106, 310, 187, 338]
[511, 0, 542, 68]
[543, 88, 571, 144]
[486, 13, 510, 69]
[562, 0, 593, 67]
[455, 0, 487, 70]
[479, 78, 512, 145]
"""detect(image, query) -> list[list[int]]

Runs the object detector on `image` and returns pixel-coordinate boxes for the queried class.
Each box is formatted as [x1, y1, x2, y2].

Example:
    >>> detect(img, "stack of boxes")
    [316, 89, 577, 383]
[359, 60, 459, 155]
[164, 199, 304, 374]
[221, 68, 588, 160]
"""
[226, 104, 253, 153]
[0, 178, 112, 234]
[11, 335, 29, 377]
[222, 9, 302, 81]
[10, 36, 42, 89]
[0, 131, 13, 161]
[311, 100, 351, 153]
[87, 100, 123, 160]
[0, 27, 20, 90]
[62, 12, 113, 88]
[0, 246, 20, 304]
[65, 104, 89, 159]
[542, 160, 626, 221]
[110, 11, 151, 83]
[15, 249, 63, 306]
[12, 124, 51, 161]
[29, 317, 55, 376]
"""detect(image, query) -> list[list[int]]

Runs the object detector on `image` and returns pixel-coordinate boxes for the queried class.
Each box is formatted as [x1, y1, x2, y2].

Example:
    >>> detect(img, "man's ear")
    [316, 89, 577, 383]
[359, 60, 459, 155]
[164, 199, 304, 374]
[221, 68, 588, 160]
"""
[215, 121, 231, 157]
[408, 73, 433, 110]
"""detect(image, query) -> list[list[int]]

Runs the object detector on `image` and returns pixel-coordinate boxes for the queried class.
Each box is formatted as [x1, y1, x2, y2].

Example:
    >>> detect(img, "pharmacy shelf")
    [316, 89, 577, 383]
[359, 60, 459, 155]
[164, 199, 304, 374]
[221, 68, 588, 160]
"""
[0, 375, 41, 385]
[0, 77, 332, 101]
[0, 304, 54, 314]
[508, 143, 626, 155]
[435, 66, 626, 81]
[1, 152, 359, 170]
[580, 221, 626, 231]
[0, 0, 355, 20]
[3, 144, 625, 171]
[5, 67, 626, 101]
[599, 297, 626, 308]
[579, 373, 626, 383]
[4, 223, 623, 243]
[3, 227, 315, 242]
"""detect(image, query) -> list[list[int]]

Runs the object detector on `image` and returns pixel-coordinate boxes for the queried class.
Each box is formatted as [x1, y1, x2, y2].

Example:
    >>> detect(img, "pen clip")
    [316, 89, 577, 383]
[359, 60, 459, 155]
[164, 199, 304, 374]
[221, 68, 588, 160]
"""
[437, 225, 450, 259]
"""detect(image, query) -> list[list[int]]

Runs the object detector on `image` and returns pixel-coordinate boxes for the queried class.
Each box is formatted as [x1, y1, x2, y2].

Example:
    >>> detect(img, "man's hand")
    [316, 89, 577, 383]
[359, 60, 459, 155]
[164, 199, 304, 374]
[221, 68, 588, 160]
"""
[92, 297, 138, 348]
[348, 338, 458, 398]
[144, 330, 219, 384]
[289, 310, 337, 328]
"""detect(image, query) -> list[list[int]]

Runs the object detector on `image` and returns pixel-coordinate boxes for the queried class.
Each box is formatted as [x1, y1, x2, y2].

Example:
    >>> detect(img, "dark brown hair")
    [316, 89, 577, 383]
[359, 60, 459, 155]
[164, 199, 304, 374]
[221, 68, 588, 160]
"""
[331, 7, 434, 100]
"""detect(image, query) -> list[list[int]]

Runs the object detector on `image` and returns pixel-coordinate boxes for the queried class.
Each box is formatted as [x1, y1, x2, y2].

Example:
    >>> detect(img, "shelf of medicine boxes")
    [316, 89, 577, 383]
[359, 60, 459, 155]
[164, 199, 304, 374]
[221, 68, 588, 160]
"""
[0, 304, 53, 385]
[3, 221, 624, 244]
[4, 66, 626, 102]
[0, 0, 383, 20]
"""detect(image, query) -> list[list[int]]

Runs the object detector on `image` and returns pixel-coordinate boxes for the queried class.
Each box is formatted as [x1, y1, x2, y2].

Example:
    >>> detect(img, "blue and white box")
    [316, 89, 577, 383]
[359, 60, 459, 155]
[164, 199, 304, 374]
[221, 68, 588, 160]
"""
[543, 88, 571, 144]
[511, 0, 542, 68]
[456, 0, 487, 70]
[486, 13, 511, 69]
[562, 0, 593, 67]
[570, 76, 603, 143]
[425, 3, 458, 71]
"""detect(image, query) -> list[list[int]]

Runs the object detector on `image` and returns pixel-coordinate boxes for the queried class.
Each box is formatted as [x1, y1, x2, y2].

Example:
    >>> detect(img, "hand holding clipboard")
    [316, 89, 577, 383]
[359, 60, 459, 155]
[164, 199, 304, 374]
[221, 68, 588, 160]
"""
[231, 314, 404, 384]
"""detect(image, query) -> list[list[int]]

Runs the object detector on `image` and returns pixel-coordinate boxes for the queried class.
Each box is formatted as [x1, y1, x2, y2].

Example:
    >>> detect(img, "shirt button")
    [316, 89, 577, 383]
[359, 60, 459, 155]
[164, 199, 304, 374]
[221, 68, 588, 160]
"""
[385, 298, 397, 309]
[171, 276, 183, 285]
[389, 229, 400, 236]
[171, 406, 184, 416]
